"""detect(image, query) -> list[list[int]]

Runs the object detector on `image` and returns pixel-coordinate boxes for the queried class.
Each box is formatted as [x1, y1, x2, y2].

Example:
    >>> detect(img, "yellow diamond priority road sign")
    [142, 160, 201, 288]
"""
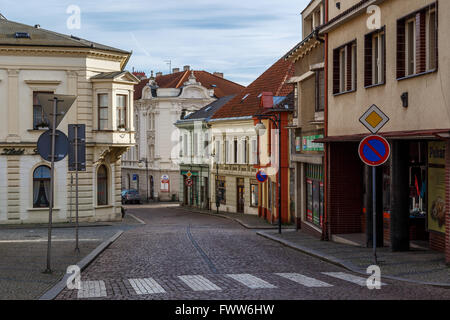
[359, 105, 389, 134]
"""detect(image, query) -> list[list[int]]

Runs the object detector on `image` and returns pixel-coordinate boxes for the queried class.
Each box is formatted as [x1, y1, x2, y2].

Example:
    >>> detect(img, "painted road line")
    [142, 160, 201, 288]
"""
[129, 278, 166, 295]
[227, 274, 276, 289]
[178, 275, 221, 291]
[77, 281, 107, 299]
[275, 273, 333, 288]
[322, 272, 387, 286]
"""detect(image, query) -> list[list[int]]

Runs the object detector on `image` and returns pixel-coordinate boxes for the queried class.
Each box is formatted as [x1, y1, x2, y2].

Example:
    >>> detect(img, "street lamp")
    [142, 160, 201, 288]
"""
[138, 158, 149, 203]
[254, 114, 282, 234]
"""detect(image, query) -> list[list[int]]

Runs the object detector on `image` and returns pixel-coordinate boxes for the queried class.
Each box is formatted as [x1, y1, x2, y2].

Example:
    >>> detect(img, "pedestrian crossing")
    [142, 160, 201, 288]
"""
[74, 271, 388, 298]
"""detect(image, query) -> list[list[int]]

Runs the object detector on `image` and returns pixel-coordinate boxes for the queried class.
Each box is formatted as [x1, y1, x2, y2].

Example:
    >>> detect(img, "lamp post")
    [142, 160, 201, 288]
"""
[139, 158, 149, 203]
[255, 113, 282, 234]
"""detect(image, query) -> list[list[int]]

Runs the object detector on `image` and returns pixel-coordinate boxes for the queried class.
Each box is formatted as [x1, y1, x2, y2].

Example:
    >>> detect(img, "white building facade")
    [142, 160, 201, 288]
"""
[0, 17, 138, 224]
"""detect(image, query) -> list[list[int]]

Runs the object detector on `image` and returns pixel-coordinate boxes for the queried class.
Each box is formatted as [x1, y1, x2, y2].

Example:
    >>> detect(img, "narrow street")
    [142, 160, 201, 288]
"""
[56, 205, 450, 300]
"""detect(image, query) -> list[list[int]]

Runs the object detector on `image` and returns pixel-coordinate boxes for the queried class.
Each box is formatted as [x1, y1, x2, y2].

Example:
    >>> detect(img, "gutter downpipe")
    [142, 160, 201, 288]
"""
[322, 0, 330, 241]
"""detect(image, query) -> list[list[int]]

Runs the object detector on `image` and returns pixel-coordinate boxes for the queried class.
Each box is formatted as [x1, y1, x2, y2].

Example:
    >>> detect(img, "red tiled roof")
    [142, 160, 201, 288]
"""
[133, 70, 244, 100]
[211, 57, 294, 119]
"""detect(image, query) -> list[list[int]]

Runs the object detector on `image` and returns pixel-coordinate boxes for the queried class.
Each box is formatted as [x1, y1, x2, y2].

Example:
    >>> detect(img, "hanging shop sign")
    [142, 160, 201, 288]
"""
[428, 141, 446, 234]
[358, 135, 391, 167]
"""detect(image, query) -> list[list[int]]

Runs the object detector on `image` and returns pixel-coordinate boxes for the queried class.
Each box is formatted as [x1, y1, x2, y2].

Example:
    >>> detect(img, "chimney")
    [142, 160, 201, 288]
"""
[261, 92, 273, 109]
[156, 72, 163, 77]
[183, 65, 190, 71]
[213, 72, 224, 78]
[173, 68, 180, 73]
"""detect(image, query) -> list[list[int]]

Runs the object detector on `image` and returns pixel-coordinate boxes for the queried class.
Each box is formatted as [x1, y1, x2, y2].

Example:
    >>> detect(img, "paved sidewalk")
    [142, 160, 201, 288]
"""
[0, 214, 141, 300]
[257, 229, 450, 287]
[177, 206, 295, 230]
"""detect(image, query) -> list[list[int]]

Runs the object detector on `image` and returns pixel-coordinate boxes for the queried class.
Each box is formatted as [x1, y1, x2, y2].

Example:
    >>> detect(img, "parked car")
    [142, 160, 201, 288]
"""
[121, 189, 142, 204]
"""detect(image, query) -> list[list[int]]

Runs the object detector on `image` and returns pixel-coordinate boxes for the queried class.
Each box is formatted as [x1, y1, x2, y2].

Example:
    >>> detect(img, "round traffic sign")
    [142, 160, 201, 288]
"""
[359, 135, 390, 167]
[37, 130, 69, 162]
[256, 169, 268, 183]
[185, 178, 193, 187]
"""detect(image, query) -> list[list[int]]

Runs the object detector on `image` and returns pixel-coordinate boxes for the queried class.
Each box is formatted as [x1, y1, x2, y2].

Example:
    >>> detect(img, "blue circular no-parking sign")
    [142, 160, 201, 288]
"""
[359, 135, 391, 167]
[256, 169, 268, 183]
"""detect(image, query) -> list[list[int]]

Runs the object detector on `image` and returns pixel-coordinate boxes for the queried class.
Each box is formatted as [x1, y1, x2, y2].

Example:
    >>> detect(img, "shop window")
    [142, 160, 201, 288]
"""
[33, 91, 53, 130]
[97, 165, 108, 205]
[305, 164, 324, 227]
[250, 183, 259, 207]
[408, 142, 427, 217]
[33, 165, 51, 208]
[216, 176, 226, 205]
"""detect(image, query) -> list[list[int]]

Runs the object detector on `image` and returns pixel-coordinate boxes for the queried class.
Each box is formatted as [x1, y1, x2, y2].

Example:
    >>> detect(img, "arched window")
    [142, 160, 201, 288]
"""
[33, 165, 51, 208]
[97, 165, 108, 205]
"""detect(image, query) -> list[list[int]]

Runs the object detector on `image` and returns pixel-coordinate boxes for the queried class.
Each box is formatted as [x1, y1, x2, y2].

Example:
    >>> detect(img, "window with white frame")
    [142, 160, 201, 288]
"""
[116, 95, 127, 129]
[333, 40, 357, 94]
[98, 93, 108, 130]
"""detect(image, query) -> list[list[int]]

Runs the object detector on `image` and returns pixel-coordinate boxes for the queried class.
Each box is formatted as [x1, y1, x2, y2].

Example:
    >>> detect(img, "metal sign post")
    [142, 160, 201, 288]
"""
[68, 124, 86, 253]
[37, 94, 76, 274]
[358, 105, 390, 265]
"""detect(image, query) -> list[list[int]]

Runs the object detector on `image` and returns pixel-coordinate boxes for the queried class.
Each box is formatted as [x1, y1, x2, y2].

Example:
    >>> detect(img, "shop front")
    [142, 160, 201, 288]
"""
[180, 165, 210, 209]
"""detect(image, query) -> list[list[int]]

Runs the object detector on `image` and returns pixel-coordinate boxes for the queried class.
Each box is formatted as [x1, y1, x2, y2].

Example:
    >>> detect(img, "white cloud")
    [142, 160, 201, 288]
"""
[2, 0, 309, 86]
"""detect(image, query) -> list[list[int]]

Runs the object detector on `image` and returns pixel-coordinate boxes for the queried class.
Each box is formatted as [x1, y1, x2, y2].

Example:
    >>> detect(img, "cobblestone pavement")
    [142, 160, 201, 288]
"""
[56, 206, 450, 300]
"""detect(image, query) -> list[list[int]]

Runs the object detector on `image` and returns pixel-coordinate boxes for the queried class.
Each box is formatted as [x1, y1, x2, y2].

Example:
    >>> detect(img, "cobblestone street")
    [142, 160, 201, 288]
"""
[56, 205, 450, 300]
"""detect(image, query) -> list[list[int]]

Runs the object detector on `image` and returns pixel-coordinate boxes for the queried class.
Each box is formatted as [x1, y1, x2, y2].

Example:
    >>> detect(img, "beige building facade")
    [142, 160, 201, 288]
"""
[0, 17, 138, 224]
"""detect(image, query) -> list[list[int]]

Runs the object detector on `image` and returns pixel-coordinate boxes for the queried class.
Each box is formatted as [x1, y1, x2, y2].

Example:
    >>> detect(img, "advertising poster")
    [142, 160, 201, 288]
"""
[428, 142, 446, 234]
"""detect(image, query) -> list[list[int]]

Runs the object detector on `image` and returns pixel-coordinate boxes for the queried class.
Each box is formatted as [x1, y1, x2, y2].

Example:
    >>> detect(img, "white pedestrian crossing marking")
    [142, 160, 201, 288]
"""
[322, 272, 386, 286]
[178, 275, 221, 291]
[275, 273, 333, 288]
[129, 278, 166, 295]
[227, 274, 276, 289]
[77, 281, 107, 298]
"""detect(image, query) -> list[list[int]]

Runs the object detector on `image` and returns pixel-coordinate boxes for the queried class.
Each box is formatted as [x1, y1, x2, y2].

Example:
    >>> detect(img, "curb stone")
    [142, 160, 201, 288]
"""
[257, 230, 450, 288]
[38, 230, 124, 300]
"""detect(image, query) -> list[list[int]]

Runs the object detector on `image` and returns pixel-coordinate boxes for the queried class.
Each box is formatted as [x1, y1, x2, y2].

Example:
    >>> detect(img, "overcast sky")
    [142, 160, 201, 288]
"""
[2, 0, 309, 86]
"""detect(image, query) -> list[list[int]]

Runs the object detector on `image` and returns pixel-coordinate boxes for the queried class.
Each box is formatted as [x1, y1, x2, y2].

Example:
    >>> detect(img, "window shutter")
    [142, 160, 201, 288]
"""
[364, 34, 373, 87]
[416, 11, 426, 73]
[346, 44, 353, 91]
[333, 49, 340, 94]
[397, 20, 406, 78]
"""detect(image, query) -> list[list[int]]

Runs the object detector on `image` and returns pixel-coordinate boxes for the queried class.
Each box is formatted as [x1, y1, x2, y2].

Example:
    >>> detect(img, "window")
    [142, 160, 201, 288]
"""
[365, 28, 386, 87]
[333, 40, 357, 94]
[33, 165, 51, 208]
[33, 91, 52, 129]
[193, 133, 198, 157]
[204, 133, 209, 158]
[97, 165, 108, 205]
[216, 176, 226, 205]
[224, 140, 229, 163]
[234, 139, 238, 164]
[251, 139, 258, 165]
[315, 69, 325, 111]
[116, 95, 127, 129]
[98, 94, 108, 130]
[306, 164, 324, 227]
[215, 140, 220, 163]
[244, 138, 248, 164]
[397, 3, 438, 79]
[183, 134, 188, 157]
[250, 183, 259, 207]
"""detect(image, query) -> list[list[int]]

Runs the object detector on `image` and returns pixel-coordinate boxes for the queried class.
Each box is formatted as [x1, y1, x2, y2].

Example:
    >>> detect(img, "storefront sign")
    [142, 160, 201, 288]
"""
[302, 135, 324, 151]
[428, 142, 446, 234]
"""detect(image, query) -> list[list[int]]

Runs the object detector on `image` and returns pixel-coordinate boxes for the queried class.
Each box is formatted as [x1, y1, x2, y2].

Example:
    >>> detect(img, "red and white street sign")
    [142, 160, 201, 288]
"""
[185, 178, 193, 187]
